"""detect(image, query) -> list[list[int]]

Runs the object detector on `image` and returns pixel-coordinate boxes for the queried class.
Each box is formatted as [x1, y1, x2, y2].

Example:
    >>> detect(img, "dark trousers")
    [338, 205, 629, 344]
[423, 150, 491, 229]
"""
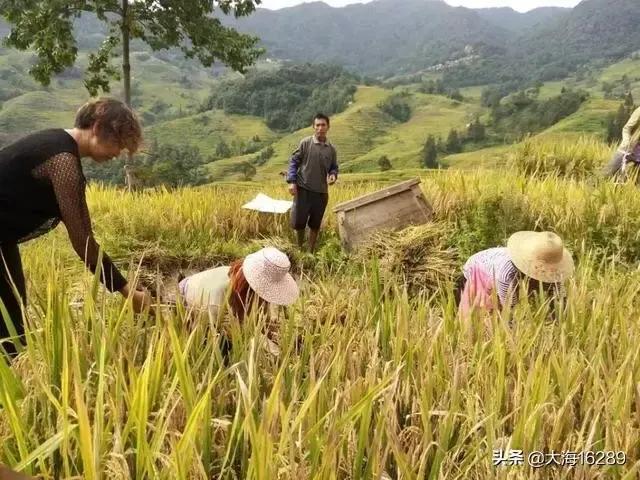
[453, 275, 465, 307]
[290, 187, 329, 231]
[0, 243, 26, 357]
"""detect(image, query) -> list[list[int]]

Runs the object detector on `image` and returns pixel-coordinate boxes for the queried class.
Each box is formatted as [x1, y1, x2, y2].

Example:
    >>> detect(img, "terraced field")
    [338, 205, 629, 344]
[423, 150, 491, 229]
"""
[207, 86, 482, 180]
[2, 50, 639, 182]
[148, 110, 279, 158]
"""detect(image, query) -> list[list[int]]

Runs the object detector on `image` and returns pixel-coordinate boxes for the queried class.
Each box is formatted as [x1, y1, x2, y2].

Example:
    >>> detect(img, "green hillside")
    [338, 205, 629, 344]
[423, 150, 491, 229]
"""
[0, 92, 75, 134]
[441, 145, 512, 170]
[0, 49, 218, 138]
[207, 85, 484, 181]
[541, 98, 620, 136]
[148, 110, 279, 157]
[206, 86, 394, 180]
[2, 43, 639, 183]
[202, 56, 640, 181]
[343, 92, 482, 172]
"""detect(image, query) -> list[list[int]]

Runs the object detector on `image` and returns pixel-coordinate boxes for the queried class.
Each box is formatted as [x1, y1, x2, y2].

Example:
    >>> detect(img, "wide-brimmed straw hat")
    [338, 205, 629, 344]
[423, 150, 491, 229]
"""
[507, 231, 574, 283]
[242, 247, 299, 305]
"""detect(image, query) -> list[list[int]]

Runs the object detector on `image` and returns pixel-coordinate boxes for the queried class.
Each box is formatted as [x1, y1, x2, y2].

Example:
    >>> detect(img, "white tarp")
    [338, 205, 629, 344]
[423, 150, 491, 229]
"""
[242, 193, 293, 214]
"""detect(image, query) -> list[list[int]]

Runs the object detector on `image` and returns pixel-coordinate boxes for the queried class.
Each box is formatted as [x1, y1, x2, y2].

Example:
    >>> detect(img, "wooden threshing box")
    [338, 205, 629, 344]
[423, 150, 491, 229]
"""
[333, 178, 433, 251]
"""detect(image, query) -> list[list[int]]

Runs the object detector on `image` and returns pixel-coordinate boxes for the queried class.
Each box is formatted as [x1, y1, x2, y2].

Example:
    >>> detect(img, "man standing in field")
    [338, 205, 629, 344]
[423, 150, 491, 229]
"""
[286, 113, 338, 252]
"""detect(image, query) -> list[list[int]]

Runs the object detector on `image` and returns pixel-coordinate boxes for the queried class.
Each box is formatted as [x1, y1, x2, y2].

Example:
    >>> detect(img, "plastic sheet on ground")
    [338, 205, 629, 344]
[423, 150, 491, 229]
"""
[242, 193, 293, 214]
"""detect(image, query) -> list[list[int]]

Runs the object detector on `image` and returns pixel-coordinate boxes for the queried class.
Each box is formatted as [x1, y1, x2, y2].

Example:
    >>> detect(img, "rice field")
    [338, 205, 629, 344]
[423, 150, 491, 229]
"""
[2, 138, 640, 479]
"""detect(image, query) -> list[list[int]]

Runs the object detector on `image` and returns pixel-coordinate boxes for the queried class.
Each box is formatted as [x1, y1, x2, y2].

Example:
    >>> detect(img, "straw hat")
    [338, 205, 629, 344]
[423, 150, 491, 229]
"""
[242, 247, 299, 305]
[507, 231, 574, 283]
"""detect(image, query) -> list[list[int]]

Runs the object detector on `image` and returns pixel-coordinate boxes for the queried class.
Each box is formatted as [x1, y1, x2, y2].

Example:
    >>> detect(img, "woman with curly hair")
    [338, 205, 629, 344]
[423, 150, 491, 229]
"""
[0, 98, 152, 357]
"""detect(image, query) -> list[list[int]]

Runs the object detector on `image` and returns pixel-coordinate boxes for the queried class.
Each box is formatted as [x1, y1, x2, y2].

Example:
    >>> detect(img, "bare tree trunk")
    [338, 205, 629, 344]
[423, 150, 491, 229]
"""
[122, 0, 131, 106]
[121, 0, 136, 192]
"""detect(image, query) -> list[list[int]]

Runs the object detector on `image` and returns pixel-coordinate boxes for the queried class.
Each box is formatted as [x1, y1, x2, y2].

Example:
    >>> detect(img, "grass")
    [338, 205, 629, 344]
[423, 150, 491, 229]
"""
[207, 86, 397, 181]
[536, 58, 640, 102]
[148, 111, 279, 157]
[2, 58, 640, 479]
[0, 48, 218, 139]
[342, 92, 482, 172]
[598, 58, 640, 84]
[507, 135, 614, 179]
[0, 92, 76, 134]
[3, 143, 640, 477]
[208, 86, 484, 181]
[459, 86, 484, 103]
[540, 98, 620, 137]
[5, 52, 640, 178]
[537, 80, 569, 99]
[441, 144, 512, 170]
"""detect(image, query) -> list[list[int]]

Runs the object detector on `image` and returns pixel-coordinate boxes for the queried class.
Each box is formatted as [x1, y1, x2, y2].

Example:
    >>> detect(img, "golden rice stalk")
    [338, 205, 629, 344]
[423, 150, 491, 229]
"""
[358, 222, 459, 296]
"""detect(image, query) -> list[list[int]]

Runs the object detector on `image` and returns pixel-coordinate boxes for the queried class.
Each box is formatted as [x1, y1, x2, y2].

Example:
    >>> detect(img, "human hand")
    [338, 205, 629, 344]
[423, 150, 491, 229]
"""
[131, 289, 153, 314]
[120, 284, 153, 314]
[288, 183, 297, 196]
[327, 174, 337, 185]
[624, 152, 637, 164]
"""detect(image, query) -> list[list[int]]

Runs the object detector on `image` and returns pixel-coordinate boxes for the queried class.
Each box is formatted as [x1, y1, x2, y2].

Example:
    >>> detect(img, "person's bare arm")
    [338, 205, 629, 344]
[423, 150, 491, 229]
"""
[34, 153, 150, 312]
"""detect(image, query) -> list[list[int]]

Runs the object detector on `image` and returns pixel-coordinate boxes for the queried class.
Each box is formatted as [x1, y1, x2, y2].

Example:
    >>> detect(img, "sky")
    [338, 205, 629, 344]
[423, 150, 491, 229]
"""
[257, 0, 582, 13]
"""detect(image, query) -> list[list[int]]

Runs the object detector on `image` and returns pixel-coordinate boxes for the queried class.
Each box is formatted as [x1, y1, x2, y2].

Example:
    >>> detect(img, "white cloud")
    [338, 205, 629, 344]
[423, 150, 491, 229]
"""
[444, 0, 580, 12]
[259, 0, 370, 8]
[258, 0, 581, 13]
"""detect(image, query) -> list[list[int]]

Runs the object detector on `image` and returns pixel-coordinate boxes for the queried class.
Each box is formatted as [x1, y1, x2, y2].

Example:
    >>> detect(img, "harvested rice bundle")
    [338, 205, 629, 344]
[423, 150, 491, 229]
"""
[359, 222, 459, 295]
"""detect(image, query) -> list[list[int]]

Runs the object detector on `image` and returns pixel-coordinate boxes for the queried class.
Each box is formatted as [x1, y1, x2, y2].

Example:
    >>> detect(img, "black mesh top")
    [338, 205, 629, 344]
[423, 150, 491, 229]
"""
[0, 129, 127, 292]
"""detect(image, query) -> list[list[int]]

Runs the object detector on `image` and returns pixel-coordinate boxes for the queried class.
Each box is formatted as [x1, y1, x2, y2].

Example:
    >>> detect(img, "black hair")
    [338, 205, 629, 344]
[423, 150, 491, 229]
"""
[313, 113, 330, 126]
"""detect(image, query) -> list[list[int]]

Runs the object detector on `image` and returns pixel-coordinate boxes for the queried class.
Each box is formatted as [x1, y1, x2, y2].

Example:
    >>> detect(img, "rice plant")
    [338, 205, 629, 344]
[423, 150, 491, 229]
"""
[507, 135, 614, 180]
[2, 160, 640, 479]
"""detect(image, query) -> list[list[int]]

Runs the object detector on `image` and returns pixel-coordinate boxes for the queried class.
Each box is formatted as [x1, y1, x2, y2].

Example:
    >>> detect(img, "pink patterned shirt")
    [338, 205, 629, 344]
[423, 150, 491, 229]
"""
[462, 247, 519, 307]
[463, 247, 565, 307]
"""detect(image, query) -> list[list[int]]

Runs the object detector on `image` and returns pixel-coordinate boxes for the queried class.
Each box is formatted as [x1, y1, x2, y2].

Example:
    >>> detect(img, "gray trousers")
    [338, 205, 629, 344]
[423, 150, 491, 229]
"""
[603, 150, 640, 183]
[602, 150, 626, 178]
